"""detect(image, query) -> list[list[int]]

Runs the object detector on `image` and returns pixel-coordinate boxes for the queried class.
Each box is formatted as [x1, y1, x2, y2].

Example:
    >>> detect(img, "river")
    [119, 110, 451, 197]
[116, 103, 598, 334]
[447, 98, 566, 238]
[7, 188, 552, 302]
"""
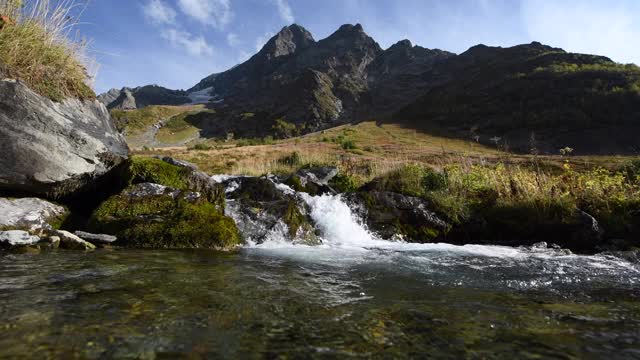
[1, 191, 639, 358]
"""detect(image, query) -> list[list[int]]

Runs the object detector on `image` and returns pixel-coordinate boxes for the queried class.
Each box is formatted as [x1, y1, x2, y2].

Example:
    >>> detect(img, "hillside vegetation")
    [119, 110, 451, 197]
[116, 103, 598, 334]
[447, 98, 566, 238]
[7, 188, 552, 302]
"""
[110, 105, 207, 148]
[137, 121, 640, 249]
[394, 43, 640, 154]
[0, 0, 94, 101]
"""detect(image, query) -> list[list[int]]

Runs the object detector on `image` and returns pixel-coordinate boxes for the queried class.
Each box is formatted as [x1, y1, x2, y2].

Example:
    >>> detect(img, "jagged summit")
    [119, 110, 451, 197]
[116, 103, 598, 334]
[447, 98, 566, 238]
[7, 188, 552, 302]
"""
[388, 39, 413, 50]
[259, 24, 315, 60]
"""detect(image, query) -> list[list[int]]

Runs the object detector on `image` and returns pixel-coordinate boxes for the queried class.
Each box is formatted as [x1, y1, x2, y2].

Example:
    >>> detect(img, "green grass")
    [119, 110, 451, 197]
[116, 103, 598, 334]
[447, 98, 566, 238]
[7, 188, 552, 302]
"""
[364, 161, 640, 245]
[0, 0, 95, 101]
[156, 110, 207, 144]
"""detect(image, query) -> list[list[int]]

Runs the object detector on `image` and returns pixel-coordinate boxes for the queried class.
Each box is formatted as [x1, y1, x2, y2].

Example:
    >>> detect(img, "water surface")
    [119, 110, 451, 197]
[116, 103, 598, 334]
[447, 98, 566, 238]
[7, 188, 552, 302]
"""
[1, 243, 639, 359]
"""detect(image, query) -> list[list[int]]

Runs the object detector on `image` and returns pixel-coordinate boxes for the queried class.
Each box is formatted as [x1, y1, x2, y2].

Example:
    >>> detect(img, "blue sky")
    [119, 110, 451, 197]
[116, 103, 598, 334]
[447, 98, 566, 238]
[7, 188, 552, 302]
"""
[77, 0, 640, 94]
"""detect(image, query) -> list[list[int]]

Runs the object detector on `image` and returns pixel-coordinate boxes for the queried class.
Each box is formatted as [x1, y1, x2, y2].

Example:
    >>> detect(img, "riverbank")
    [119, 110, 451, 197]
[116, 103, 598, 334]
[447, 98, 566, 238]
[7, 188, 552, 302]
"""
[2, 154, 638, 256]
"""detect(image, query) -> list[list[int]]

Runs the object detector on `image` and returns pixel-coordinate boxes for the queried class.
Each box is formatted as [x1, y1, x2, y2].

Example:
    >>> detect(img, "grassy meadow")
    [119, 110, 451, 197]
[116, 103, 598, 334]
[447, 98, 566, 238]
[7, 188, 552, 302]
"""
[132, 120, 640, 247]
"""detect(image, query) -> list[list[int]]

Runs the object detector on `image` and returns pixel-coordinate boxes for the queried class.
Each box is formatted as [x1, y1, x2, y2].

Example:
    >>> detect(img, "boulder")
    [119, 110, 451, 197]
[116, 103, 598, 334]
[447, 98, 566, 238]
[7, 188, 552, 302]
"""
[88, 182, 240, 249]
[285, 167, 339, 195]
[122, 157, 225, 209]
[0, 79, 129, 199]
[74, 231, 117, 244]
[0, 197, 67, 231]
[345, 191, 450, 242]
[223, 176, 319, 245]
[0, 230, 40, 249]
[55, 230, 96, 250]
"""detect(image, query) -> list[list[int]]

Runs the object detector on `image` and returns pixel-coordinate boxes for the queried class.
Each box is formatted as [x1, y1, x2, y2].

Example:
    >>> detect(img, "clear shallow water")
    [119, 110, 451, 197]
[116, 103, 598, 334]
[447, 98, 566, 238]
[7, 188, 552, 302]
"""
[1, 245, 639, 359]
[2, 191, 640, 358]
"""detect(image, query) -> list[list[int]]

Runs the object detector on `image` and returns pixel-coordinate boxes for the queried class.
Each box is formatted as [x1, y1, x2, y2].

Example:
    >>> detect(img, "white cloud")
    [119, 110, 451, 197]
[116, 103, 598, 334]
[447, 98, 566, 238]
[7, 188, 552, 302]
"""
[521, 1, 640, 65]
[178, 0, 233, 29]
[227, 32, 240, 48]
[161, 29, 214, 56]
[142, 0, 176, 25]
[273, 0, 294, 24]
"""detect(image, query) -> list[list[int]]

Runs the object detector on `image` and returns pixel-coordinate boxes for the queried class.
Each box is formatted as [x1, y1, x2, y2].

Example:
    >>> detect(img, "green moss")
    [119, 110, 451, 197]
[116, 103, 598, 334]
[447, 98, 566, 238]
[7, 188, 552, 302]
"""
[89, 188, 240, 249]
[391, 219, 441, 241]
[329, 174, 359, 193]
[121, 157, 190, 189]
[283, 200, 306, 238]
[286, 175, 305, 193]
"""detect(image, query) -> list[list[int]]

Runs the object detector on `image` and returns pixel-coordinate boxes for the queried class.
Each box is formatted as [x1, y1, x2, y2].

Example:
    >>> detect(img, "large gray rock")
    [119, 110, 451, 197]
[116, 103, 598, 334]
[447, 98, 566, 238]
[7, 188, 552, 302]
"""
[0, 79, 129, 198]
[0, 197, 66, 231]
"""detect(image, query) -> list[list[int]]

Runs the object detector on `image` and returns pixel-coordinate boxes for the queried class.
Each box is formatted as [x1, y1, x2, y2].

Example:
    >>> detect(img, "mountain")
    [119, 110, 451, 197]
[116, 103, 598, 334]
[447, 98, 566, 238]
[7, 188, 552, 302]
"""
[98, 85, 192, 110]
[186, 23, 457, 139]
[99, 23, 640, 154]
[393, 42, 640, 154]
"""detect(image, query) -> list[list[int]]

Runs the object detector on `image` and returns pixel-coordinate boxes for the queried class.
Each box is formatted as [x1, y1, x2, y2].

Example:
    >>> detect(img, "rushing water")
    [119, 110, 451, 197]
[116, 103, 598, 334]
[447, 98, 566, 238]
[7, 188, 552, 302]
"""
[1, 192, 640, 358]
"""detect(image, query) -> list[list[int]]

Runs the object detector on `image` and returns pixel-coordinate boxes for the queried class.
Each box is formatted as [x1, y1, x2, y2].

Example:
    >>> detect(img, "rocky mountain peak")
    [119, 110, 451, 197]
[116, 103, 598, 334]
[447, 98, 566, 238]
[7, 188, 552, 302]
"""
[388, 39, 413, 50]
[259, 24, 315, 60]
[327, 23, 368, 40]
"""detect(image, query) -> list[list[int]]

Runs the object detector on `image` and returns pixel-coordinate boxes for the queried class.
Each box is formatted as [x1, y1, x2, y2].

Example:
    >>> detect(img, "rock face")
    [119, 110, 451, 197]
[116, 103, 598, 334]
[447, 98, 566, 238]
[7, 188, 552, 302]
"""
[0, 198, 67, 231]
[0, 79, 129, 198]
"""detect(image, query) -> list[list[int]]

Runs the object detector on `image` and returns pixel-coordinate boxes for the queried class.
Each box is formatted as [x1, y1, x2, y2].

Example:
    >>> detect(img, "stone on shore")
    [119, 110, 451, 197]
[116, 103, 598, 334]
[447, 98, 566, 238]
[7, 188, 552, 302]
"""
[56, 230, 97, 250]
[0, 197, 67, 232]
[74, 231, 117, 244]
[0, 230, 40, 248]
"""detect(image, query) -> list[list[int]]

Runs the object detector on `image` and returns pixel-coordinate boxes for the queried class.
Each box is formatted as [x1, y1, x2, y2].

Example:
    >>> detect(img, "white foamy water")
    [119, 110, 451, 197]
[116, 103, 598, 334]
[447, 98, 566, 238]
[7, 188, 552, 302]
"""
[243, 190, 640, 284]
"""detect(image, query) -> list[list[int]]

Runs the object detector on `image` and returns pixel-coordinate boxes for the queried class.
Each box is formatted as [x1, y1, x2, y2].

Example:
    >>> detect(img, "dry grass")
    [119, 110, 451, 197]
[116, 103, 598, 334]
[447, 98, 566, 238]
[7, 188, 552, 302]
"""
[0, 0, 94, 101]
[136, 121, 636, 183]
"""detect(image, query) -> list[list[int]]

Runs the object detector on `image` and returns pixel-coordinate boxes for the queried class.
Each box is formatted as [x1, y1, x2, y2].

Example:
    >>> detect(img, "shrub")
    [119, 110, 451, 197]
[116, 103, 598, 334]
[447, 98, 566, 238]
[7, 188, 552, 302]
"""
[277, 151, 302, 167]
[341, 139, 358, 150]
[329, 173, 359, 193]
[363, 164, 446, 197]
[0, 0, 95, 101]
[272, 118, 300, 138]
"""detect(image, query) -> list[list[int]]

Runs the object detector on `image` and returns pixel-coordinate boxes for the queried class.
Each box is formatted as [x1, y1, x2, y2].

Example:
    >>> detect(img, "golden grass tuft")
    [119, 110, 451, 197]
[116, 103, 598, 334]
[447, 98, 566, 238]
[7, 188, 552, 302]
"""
[0, 0, 95, 101]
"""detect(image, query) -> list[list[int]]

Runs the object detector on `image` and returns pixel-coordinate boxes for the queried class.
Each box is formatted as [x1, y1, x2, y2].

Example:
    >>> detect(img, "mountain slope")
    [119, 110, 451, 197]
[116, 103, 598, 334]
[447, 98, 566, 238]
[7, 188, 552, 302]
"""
[190, 24, 453, 139]
[393, 42, 640, 154]
[100, 23, 640, 154]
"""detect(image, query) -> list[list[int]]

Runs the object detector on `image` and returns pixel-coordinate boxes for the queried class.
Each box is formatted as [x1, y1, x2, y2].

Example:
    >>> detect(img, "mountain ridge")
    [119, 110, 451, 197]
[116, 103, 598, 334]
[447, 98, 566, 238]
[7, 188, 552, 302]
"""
[99, 23, 640, 154]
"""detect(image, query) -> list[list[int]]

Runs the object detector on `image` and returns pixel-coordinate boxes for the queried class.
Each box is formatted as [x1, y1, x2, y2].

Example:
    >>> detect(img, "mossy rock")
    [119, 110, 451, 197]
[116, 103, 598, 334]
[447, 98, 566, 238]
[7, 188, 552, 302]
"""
[285, 175, 323, 195]
[88, 183, 240, 249]
[120, 156, 226, 210]
[459, 199, 605, 252]
[346, 191, 450, 242]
